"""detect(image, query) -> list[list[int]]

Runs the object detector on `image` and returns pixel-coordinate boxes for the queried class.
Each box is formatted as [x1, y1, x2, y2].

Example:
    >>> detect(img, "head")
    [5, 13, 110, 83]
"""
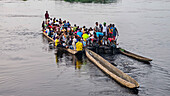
[77, 37, 81, 42]
[113, 24, 115, 27]
[46, 11, 48, 13]
[96, 22, 98, 26]
[103, 22, 106, 26]
[79, 28, 82, 31]
[99, 24, 102, 28]
[74, 24, 76, 27]
[56, 36, 59, 39]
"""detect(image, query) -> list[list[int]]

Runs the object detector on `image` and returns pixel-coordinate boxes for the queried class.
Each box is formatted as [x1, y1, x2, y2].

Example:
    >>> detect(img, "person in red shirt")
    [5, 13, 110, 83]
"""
[45, 11, 49, 20]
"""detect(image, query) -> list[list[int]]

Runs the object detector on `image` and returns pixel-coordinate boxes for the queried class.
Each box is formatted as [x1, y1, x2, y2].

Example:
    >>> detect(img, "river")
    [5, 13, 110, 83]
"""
[0, 0, 170, 96]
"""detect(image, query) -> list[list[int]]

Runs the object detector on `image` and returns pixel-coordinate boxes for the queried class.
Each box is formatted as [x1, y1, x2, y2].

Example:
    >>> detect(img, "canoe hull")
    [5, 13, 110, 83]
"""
[119, 48, 152, 63]
[85, 48, 139, 88]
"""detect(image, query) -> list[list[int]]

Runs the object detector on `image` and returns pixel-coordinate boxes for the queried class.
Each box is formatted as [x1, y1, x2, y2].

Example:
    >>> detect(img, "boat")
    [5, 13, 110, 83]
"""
[42, 32, 55, 42]
[42, 32, 81, 55]
[62, 48, 79, 55]
[118, 48, 152, 63]
[85, 48, 139, 88]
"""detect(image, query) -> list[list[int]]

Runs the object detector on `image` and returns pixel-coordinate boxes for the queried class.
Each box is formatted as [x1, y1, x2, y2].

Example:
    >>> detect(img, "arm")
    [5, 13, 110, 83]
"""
[115, 28, 119, 36]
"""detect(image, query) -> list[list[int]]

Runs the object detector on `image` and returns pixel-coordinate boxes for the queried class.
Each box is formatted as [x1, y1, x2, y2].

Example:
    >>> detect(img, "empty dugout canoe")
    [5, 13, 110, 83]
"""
[119, 48, 152, 63]
[85, 48, 139, 88]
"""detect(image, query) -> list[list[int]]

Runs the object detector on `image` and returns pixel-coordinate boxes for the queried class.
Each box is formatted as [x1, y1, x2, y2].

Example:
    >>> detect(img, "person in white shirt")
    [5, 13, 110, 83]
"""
[103, 22, 108, 45]
[72, 35, 77, 50]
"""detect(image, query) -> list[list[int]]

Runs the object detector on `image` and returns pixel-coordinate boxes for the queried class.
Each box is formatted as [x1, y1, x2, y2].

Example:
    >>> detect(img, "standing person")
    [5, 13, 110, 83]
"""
[94, 22, 99, 32]
[99, 24, 103, 32]
[76, 38, 83, 51]
[103, 22, 108, 45]
[55, 36, 60, 47]
[112, 24, 119, 40]
[45, 11, 49, 20]
[72, 35, 77, 50]
[103, 22, 107, 36]
[73, 24, 77, 32]
[42, 21, 45, 30]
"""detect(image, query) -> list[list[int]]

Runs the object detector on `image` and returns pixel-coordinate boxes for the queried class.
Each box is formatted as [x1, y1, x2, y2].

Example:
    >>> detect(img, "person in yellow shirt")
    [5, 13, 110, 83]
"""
[82, 32, 90, 46]
[55, 36, 59, 47]
[76, 38, 83, 51]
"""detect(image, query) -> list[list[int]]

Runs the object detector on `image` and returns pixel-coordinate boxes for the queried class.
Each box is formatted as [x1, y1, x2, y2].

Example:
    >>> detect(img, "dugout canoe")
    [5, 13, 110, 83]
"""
[42, 32, 55, 42]
[43, 32, 79, 54]
[85, 48, 139, 88]
[63, 48, 79, 55]
[119, 48, 152, 63]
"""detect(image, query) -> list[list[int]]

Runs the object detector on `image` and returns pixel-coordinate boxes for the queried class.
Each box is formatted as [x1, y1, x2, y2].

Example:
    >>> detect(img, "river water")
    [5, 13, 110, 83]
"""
[0, 0, 170, 96]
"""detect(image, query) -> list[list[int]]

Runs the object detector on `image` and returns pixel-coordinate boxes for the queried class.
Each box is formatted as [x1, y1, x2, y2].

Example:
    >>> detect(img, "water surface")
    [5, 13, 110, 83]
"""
[0, 0, 170, 96]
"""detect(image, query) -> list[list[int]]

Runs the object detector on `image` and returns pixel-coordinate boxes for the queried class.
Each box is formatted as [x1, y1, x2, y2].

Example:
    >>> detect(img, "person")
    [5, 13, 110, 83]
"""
[103, 22, 107, 36]
[72, 35, 77, 50]
[82, 26, 86, 33]
[73, 24, 77, 32]
[112, 24, 119, 40]
[94, 22, 99, 32]
[82, 31, 90, 46]
[76, 38, 83, 51]
[89, 27, 94, 35]
[42, 21, 45, 30]
[77, 28, 83, 37]
[103, 22, 108, 45]
[99, 24, 103, 32]
[45, 11, 49, 20]
[55, 36, 60, 47]
[96, 31, 104, 45]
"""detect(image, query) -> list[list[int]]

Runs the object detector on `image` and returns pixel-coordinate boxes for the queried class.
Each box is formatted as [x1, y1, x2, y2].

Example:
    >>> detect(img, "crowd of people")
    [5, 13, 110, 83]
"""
[42, 11, 119, 51]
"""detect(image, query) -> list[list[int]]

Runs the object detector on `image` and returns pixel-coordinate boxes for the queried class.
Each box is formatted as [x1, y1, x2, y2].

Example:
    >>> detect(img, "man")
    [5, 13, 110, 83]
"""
[94, 22, 99, 32]
[112, 24, 119, 40]
[45, 11, 49, 20]
[103, 22, 107, 36]
[76, 38, 83, 51]
[103, 22, 108, 45]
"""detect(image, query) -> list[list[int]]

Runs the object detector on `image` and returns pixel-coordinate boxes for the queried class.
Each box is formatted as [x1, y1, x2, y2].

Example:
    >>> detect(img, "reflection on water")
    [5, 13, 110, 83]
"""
[64, 0, 118, 3]
[55, 49, 85, 70]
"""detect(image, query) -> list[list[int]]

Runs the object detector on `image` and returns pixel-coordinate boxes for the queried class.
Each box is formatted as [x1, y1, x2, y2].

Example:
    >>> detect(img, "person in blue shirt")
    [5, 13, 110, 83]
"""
[112, 24, 119, 38]
[95, 31, 104, 45]
[77, 28, 83, 37]
[96, 31, 104, 38]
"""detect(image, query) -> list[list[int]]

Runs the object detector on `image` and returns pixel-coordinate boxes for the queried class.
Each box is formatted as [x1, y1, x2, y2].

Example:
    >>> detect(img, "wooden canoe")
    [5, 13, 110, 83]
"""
[63, 48, 79, 55]
[42, 32, 55, 42]
[119, 48, 152, 62]
[43, 32, 80, 55]
[85, 48, 139, 88]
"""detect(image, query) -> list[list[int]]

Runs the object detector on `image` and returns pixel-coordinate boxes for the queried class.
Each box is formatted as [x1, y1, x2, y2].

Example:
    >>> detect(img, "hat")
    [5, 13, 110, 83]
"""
[103, 22, 106, 25]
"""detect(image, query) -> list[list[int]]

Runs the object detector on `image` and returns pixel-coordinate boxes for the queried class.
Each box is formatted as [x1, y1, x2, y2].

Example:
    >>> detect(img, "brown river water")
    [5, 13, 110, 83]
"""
[0, 0, 170, 96]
